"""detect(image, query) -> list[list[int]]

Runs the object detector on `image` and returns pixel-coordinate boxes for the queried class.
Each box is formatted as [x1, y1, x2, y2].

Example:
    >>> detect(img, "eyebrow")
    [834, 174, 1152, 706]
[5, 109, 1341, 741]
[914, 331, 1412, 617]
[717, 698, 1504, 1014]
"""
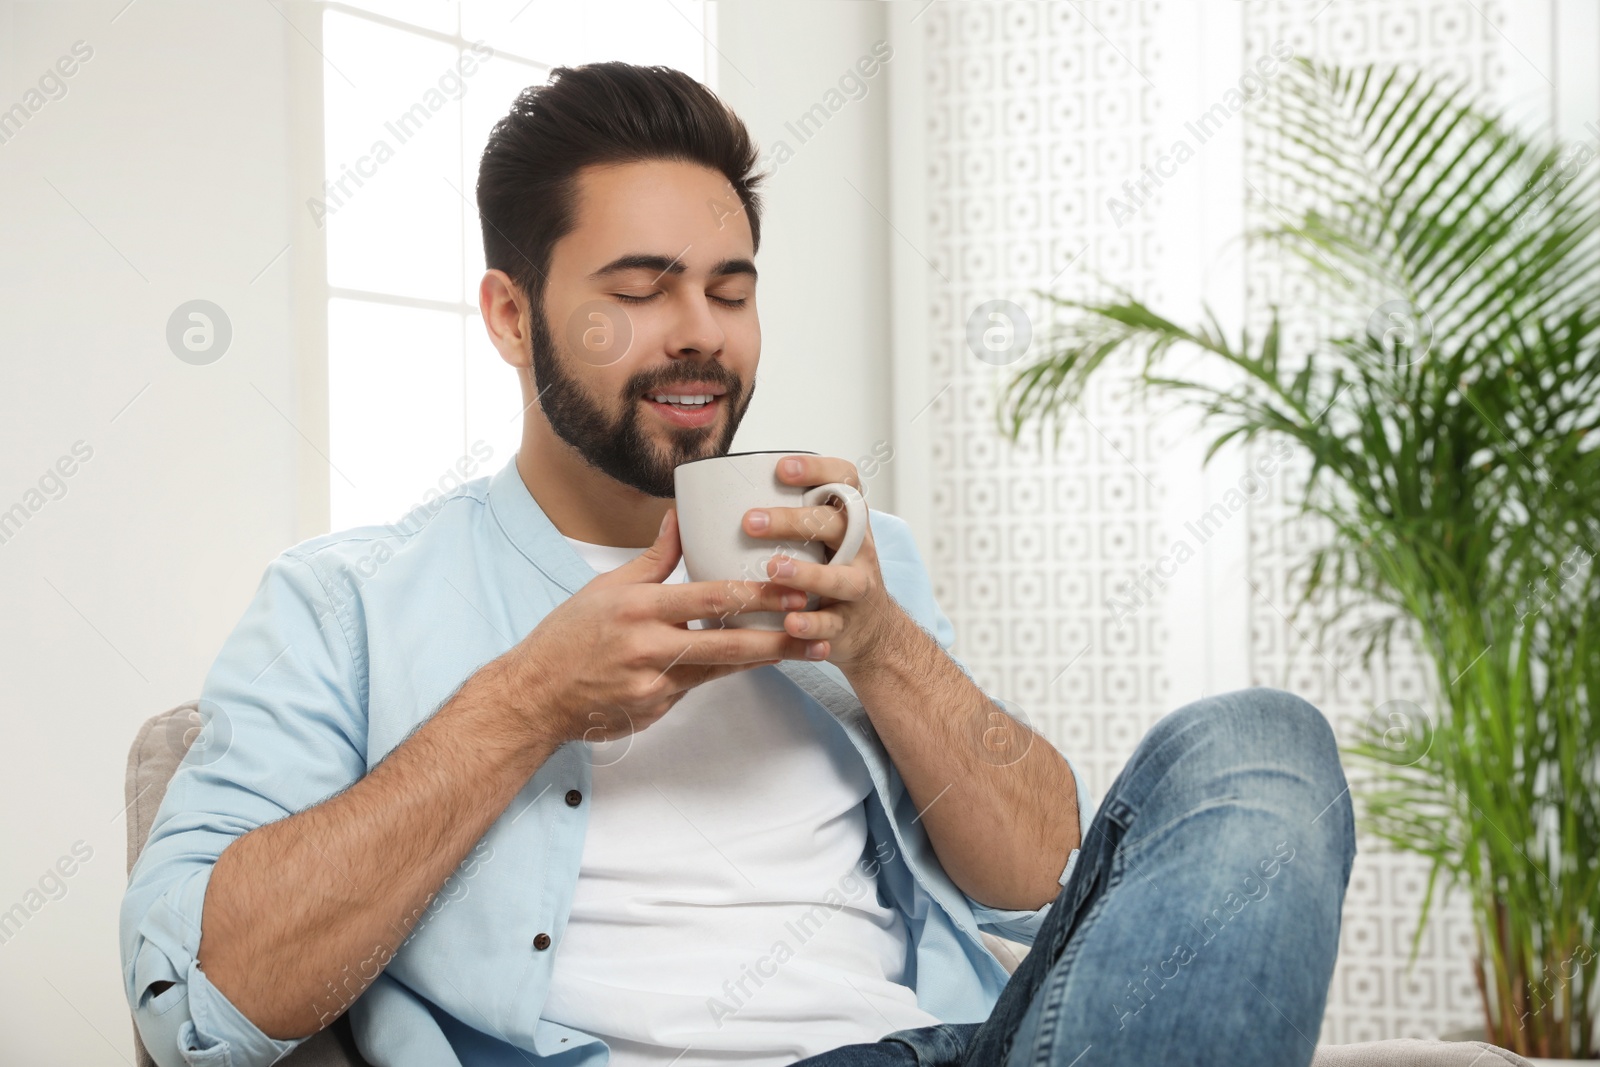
[588, 253, 758, 283]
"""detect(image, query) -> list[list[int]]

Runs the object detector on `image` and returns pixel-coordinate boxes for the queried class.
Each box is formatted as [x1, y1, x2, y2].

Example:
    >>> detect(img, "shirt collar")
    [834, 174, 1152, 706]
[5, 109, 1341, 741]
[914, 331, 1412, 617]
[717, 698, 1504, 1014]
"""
[487, 452, 600, 595]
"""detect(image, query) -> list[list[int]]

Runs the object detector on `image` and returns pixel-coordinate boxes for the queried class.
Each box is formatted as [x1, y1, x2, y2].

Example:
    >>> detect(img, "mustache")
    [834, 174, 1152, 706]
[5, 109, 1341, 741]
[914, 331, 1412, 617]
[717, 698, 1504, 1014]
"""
[633, 376, 741, 396]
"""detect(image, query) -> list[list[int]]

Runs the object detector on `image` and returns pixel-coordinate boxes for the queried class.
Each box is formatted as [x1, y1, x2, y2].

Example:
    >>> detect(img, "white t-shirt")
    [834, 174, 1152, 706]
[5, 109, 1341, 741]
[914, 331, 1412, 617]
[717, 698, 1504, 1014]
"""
[540, 537, 942, 1066]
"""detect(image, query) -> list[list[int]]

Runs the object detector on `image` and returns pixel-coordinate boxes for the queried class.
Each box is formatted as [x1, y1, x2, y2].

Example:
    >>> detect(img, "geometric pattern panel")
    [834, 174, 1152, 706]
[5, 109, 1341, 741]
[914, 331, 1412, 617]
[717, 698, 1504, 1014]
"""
[923, 0, 1518, 1043]
[925, 0, 1174, 807]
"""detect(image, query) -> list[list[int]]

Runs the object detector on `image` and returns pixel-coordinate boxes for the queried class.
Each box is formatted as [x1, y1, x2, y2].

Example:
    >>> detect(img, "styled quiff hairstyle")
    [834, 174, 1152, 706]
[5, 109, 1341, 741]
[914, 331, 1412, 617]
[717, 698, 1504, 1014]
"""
[476, 61, 766, 308]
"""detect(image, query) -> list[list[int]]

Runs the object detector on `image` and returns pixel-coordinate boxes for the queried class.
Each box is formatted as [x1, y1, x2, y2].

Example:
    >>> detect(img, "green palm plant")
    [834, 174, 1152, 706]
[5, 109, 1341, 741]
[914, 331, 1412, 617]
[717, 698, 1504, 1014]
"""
[997, 59, 1600, 1058]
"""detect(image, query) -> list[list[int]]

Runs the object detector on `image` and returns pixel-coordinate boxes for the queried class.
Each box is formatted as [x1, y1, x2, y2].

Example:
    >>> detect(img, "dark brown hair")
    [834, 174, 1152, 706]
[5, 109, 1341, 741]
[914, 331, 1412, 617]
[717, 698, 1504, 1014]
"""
[476, 62, 765, 308]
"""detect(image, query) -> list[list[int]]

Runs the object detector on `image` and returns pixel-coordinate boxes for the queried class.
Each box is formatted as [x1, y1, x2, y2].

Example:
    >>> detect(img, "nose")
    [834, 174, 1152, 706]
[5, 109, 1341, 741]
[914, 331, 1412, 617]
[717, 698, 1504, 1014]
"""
[664, 289, 726, 362]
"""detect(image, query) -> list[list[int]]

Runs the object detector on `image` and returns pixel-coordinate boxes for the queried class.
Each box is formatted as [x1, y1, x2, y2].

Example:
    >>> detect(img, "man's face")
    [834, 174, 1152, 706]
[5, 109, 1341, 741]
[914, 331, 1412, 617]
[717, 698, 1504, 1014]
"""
[528, 159, 760, 498]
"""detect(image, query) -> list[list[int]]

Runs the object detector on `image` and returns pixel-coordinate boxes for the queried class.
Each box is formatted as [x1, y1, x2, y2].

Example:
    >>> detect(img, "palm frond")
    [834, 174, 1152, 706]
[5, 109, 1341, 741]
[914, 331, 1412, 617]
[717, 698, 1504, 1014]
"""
[1001, 60, 1600, 1057]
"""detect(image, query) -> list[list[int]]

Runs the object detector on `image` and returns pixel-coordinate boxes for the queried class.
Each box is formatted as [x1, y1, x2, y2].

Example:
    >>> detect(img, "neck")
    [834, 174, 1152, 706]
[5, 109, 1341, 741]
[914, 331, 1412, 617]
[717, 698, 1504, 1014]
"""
[515, 417, 671, 549]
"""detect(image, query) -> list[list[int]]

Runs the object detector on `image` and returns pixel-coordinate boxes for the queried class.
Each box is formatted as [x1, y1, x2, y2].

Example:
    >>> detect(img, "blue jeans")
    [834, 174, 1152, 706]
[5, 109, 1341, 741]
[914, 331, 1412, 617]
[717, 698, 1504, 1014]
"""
[794, 687, 1356, 1067]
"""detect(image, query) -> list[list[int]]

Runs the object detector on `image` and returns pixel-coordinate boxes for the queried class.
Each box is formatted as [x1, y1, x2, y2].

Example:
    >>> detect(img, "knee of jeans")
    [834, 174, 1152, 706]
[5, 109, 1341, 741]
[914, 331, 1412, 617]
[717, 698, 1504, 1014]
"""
[1233, 689, 1351, 831]
[1157, 688, 1354, 859]
[1155, 687, 1345, 792]
[1237, 686, 1336, 750]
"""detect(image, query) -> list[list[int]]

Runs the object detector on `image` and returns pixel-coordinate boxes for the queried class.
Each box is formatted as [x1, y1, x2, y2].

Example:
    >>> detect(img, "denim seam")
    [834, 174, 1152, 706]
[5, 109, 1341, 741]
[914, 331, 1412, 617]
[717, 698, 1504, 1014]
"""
[1012, 847, 1125, 1066]
[1049, 843, 1123, 982]
[1020, 959, 1074, 1067]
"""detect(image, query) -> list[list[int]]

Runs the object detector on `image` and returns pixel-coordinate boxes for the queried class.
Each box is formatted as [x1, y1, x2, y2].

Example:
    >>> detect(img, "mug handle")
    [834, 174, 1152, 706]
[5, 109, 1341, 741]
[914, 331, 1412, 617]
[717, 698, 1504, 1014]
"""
[800, 482, 868, 567]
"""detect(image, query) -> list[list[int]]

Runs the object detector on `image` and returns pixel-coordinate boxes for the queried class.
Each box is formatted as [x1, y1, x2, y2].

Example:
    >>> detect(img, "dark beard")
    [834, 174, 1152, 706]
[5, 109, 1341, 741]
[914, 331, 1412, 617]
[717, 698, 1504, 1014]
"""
[527, 299, 752, 498]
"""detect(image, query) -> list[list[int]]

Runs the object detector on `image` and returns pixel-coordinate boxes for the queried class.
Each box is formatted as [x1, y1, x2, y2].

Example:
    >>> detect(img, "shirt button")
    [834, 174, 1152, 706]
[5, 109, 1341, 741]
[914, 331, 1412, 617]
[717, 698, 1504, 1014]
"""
[533, 932, 552, 951]
[565, 789, 583, 807]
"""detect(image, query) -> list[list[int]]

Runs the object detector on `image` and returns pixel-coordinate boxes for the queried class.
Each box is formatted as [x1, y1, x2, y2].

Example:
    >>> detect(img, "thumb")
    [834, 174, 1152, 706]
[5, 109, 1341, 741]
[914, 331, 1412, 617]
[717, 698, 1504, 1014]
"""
[605, 508, 681, 586]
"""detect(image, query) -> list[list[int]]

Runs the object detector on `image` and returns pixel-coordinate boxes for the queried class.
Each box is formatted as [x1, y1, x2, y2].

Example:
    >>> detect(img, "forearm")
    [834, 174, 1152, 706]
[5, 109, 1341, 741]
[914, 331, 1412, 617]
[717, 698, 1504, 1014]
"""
[843, 610, 1080, 911]
[196, 661, 558, 1040]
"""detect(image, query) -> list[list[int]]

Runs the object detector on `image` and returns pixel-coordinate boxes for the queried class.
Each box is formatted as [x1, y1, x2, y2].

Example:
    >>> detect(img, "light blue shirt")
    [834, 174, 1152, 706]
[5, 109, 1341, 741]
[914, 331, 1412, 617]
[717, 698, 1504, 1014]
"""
[120, 454, 1095, 1067]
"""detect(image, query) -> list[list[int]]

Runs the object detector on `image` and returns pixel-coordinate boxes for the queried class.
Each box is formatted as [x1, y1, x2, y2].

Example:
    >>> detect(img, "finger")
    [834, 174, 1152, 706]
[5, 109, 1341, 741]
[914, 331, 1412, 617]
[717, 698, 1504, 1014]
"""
[773, 454, 861, 490]
[653, 578, 808, 626]
[594, 509, 680, 587]
[650, 628, 816, 668]
[744, 503, 847, 546]
[764, 554, 873, 602]
[782, 608, 845, 642]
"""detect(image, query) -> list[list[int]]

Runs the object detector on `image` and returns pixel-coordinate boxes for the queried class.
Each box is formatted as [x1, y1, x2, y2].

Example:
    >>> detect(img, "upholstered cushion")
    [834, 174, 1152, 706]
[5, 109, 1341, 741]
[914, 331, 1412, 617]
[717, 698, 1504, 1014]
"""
[1312, 1039, 1533, 1065]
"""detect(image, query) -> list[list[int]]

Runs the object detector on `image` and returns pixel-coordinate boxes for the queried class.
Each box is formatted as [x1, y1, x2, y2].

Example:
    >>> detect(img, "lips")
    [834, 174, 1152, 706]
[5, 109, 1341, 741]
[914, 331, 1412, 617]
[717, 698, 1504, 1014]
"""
[643, 393, 722, 428]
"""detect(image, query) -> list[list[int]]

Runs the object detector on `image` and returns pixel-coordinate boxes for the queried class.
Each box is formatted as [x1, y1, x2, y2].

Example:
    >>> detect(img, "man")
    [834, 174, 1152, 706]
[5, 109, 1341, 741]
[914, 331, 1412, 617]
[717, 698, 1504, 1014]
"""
[121, 62, 1354, 1067]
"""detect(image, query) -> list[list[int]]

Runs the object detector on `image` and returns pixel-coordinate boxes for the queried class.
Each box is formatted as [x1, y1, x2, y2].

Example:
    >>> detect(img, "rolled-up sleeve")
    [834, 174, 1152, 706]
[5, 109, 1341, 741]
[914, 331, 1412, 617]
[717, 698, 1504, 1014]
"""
[120, 552, 369, 1067]
[873, 511, 1098, 948]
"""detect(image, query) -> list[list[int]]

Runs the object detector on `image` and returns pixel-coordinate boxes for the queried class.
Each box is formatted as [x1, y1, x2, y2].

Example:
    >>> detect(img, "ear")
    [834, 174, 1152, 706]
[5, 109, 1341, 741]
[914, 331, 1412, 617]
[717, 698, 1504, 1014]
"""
[481, 270, 531, 371]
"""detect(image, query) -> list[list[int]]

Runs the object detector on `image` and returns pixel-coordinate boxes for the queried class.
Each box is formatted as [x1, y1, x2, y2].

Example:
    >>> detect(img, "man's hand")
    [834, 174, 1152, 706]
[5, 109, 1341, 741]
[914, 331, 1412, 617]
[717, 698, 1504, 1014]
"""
[740, 453, 903, 674]
[742, 454, 1082, 910]
[501, 509, 819, 745]
[191, 511, 816, 1041]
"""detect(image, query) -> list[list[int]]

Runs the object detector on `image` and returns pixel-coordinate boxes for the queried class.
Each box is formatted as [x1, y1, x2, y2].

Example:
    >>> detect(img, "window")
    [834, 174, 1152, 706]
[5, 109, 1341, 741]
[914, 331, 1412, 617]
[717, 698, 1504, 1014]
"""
[319, 0, 712, 529]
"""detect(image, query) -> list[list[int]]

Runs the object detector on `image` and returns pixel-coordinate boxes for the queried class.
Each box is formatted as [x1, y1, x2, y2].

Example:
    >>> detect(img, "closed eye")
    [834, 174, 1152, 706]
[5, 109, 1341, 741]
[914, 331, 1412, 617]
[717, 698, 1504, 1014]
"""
[613, 292, 747, 308]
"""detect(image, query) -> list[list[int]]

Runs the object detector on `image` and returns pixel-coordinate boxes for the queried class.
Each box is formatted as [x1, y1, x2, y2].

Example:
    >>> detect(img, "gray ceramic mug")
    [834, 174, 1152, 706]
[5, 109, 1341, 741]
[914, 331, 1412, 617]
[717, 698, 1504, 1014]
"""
[673, 451, 868, 631]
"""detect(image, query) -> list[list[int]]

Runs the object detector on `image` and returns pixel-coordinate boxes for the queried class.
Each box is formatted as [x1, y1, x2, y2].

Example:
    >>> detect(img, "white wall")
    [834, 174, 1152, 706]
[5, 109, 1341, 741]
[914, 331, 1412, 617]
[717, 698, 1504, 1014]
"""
[0, 2, 308, 1062]
[0, 3, 896, 1062]
[714, 1, 898, 510]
